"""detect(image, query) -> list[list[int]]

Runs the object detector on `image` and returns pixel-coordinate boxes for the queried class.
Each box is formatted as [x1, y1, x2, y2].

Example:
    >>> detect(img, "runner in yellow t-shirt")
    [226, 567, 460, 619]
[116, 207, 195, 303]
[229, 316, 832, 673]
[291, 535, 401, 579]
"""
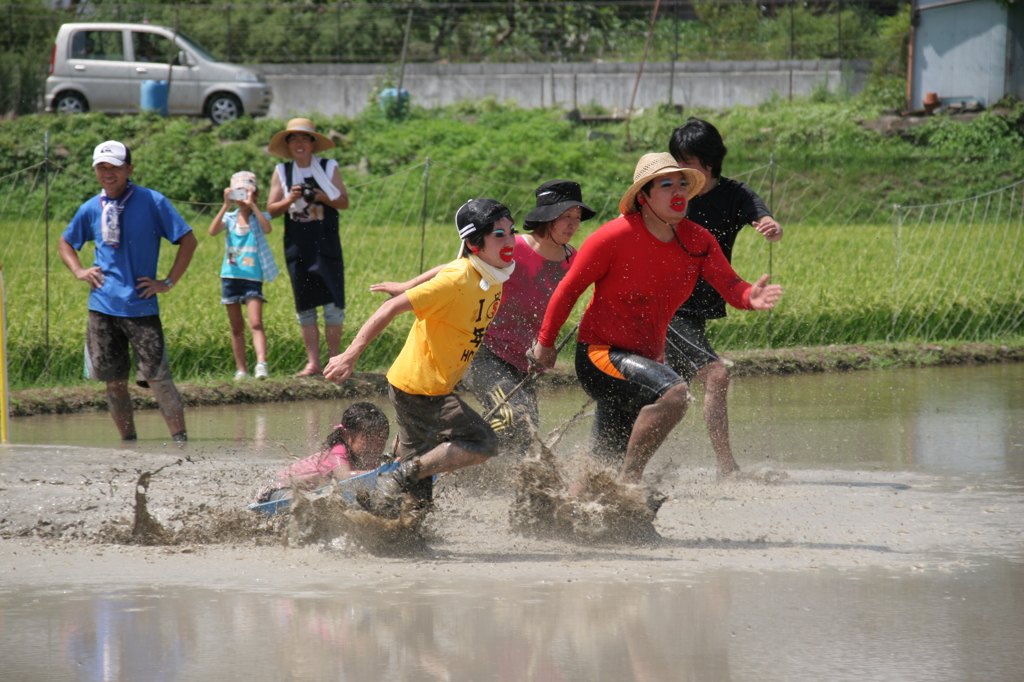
[324, 199, 517, 517]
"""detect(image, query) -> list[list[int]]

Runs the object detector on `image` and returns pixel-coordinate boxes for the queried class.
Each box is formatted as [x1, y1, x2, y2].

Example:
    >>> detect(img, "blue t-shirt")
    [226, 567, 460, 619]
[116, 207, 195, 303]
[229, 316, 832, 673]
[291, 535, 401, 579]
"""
[63, 185, 193, 318]
[219, 210, 270, 281]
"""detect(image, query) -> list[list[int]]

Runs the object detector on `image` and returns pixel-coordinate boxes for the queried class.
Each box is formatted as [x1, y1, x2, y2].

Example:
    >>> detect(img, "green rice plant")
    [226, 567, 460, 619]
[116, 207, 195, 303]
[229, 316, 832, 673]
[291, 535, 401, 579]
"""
[3, 99, 1024, 389]
[712, 215, 1024, 350]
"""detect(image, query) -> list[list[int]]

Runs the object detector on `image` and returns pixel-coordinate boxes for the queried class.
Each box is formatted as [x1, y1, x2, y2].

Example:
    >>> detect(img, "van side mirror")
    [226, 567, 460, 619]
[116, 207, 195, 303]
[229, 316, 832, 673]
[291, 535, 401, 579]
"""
[177, 51, 193, 67]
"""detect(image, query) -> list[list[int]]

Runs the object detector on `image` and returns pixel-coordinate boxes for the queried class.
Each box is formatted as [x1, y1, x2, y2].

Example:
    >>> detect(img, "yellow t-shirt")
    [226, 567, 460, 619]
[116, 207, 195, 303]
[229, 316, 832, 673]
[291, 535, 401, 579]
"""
[386, 259, 504, 396]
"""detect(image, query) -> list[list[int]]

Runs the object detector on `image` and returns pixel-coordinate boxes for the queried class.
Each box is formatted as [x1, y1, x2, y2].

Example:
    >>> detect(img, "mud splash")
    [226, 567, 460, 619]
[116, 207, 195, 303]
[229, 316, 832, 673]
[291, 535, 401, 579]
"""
[100, 456, 431, 555]
[510, 417, 662, 545]
[287, 492, 431, 557]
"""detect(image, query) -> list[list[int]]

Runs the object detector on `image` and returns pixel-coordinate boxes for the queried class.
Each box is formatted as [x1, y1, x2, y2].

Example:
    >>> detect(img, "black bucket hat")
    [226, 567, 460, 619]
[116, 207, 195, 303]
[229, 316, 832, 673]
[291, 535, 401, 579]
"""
[523, 180, 596, 225]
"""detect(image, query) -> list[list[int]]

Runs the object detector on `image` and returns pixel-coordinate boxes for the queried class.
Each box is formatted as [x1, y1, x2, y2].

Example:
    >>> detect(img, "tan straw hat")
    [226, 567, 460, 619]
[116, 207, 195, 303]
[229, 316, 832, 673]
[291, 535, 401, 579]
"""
[267, 118, 335, 159]
[618, 152, 705, 215]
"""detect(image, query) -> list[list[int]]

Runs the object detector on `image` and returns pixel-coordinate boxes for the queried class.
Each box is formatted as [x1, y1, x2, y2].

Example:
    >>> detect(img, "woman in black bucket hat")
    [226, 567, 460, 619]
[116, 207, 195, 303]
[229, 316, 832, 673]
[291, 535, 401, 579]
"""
[371, 179, 596, 454]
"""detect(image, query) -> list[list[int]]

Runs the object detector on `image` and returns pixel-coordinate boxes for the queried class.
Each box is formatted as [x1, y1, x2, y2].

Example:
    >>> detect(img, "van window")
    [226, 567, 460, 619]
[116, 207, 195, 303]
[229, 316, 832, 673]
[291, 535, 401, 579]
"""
[175, 31, 218, 63]
[71, 30, 124, 61]
[132, 32, 178, 64]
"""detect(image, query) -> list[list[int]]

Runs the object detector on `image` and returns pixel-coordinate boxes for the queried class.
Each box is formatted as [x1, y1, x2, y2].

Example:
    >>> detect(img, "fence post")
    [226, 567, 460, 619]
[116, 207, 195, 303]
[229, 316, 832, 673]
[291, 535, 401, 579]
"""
[419, 157, 430, 274]
[226, 5, 232, 62]
[837, 0, 842, 60]
[0, 266, 8, 444]
[766, 152, 775, 349]
[890, 204, 903, 341]
[789, 0, 794, 58]
[668, 0, 679, 106]
[336, 2, 342, 63]
[44, 132, 50, 375]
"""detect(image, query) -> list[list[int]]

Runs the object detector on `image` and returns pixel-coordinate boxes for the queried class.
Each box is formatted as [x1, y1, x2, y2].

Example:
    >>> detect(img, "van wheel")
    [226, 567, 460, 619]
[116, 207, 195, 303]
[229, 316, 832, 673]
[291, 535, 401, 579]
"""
[54, 92, 88, 114]
[206, 93, 242, 125]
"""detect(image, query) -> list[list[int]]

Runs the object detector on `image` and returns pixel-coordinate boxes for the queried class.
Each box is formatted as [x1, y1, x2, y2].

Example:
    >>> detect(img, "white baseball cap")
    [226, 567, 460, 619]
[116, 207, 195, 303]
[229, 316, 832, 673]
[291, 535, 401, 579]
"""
[92, 140, 132, 167]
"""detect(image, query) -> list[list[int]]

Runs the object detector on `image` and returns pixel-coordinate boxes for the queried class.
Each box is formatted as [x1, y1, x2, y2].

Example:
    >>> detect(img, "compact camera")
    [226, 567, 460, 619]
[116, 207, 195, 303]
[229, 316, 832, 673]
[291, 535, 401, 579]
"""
[298, 182, 318, 204]
[228, 188, 248, 201]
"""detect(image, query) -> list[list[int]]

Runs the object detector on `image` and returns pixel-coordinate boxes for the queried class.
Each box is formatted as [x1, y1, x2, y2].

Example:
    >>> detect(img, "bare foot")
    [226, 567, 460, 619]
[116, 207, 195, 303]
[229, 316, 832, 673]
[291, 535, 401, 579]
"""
[717, 464, 741, 482]
[294, 365, 322, 378]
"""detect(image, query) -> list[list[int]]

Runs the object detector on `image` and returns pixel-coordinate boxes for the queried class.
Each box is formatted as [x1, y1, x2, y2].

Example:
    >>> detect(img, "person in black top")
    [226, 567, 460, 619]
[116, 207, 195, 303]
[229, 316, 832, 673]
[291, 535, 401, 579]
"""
[666, 118, 783, 477]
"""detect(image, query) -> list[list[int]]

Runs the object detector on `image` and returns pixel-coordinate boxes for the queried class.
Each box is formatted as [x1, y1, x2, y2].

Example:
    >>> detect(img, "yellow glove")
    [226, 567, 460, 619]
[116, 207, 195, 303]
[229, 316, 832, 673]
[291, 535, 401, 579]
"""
[487, 386, 516, 432]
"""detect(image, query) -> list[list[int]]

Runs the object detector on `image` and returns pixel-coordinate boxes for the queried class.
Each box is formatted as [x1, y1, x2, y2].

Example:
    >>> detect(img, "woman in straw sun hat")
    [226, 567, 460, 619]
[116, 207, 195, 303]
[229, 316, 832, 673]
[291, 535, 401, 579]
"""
[266, 118, 350, 377]
[531, 152, 783, 491]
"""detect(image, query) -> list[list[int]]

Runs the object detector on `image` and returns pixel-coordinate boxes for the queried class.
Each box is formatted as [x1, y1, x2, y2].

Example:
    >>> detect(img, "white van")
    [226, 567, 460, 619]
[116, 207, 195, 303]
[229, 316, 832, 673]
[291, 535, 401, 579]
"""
[45, 23, 273, 124]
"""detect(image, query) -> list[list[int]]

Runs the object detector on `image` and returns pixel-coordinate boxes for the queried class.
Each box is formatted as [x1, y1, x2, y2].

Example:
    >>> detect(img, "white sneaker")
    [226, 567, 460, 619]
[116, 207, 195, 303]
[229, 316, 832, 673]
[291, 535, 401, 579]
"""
[234, 370, 251, 381]
[254, 362, 269, 380]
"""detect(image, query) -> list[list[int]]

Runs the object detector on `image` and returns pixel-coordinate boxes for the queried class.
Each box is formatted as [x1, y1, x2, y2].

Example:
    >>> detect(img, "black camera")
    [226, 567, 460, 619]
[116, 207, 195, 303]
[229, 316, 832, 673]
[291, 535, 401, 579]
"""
[298, 182, 317, 204]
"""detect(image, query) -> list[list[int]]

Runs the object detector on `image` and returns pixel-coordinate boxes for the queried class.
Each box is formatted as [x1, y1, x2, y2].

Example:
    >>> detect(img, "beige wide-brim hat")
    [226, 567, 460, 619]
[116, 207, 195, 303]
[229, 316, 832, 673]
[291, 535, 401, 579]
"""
[618, 152, 706, 215]
[267, 118, 335, 159]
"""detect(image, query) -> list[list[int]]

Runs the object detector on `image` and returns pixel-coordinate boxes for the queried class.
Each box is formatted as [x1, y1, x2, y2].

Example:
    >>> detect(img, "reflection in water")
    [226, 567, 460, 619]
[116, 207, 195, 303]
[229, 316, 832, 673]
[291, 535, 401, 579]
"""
[3, 562, 1023, 682]
[59, 596, 196, 682]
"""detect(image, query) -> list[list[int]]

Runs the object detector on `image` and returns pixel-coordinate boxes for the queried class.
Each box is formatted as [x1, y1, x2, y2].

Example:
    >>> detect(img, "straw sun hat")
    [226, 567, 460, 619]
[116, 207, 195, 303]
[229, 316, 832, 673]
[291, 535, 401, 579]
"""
[618, 152, 706, 216]
[267, 118, 335, 159]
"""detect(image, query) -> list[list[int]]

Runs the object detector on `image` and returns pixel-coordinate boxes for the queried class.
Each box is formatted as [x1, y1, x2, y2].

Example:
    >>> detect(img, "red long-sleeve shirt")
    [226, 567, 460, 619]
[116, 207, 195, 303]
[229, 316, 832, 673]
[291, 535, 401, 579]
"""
[538, 212, 753, 362]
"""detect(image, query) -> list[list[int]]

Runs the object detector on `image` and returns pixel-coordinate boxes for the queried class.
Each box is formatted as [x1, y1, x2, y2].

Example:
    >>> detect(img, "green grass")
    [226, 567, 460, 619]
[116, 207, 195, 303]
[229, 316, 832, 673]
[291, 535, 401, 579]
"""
[2, 95, 1023, 388]
[4, 208, 1022, 389]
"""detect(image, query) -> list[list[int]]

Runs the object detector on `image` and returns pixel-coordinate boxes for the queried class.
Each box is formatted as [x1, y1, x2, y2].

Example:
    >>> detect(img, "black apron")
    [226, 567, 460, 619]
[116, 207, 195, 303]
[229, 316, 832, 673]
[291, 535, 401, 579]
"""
[281, 159, 346, 314]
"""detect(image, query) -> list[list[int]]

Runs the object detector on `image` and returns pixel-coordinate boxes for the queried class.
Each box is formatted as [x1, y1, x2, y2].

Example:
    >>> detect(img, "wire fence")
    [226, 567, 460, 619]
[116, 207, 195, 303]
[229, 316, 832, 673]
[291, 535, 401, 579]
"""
[2, 141, 1021, 387]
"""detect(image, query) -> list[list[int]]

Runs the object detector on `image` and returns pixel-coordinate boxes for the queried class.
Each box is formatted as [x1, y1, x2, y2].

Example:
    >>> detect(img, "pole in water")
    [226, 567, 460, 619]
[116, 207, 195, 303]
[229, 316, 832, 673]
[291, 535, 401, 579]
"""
[44, 132, 50, 374]
[0, 267, 9, 444]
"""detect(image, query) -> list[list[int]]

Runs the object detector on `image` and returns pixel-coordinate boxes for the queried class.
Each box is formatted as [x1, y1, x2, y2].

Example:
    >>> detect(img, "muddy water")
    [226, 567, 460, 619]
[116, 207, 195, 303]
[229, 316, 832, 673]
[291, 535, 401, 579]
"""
[9, 363, 1024, 477]
[2, 363, 1023, 681]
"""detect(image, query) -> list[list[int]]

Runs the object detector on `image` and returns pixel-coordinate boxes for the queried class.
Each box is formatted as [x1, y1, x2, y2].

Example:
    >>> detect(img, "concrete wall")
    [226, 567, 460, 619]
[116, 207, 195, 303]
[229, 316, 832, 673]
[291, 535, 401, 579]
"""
[252, 59, 871, 119]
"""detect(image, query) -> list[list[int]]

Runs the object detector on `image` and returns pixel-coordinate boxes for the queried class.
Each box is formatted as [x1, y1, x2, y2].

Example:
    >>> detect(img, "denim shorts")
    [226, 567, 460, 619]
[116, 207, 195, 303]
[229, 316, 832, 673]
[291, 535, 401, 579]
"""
[295, 302, 345, 326]
[220, 278, 266, 305]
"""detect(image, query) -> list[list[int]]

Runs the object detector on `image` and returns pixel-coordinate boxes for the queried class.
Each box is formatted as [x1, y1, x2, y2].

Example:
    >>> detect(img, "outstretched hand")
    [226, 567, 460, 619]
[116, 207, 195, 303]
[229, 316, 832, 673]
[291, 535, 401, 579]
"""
[748, 274, 783, 311]
[369, 282, 404, 298]
[752, 217, 783, 242]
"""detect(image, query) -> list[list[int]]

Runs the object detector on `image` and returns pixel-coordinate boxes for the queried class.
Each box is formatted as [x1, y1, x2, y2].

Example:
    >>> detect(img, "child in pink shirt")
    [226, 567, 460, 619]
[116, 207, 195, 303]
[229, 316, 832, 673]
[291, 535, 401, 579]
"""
[257, 402, 390, 502]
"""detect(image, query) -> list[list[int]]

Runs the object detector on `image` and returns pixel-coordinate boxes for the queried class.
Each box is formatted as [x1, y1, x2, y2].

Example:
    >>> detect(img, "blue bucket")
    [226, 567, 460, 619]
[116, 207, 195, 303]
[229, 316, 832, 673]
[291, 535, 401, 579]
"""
[379, 87, 409, 118]
[140, 79, 169, 117]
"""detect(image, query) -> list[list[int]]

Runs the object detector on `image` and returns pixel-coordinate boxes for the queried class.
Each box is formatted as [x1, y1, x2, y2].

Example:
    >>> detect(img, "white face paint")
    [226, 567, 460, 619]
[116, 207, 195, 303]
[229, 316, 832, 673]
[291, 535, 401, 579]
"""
[476, 217, 517, 268]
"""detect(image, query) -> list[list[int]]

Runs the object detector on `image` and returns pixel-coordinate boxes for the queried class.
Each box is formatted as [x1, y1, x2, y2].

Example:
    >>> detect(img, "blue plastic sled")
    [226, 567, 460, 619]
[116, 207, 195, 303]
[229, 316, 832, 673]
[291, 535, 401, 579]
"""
[249, 461, 400, 517]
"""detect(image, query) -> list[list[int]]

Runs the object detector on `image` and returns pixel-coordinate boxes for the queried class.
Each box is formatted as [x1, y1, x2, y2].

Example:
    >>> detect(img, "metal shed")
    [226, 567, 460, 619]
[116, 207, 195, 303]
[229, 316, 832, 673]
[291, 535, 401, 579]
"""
[908, 0, 1024, 110]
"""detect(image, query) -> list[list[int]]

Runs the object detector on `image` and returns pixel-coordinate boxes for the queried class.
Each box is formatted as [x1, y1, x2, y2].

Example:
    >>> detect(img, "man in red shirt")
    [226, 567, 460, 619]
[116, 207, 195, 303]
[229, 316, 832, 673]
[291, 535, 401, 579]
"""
[531, 153, 782, 485]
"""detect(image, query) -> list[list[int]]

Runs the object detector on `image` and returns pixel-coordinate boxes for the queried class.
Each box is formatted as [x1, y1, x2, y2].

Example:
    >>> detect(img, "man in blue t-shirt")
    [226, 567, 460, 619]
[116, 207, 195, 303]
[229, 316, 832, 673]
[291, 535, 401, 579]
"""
[58, 141, 198, 442]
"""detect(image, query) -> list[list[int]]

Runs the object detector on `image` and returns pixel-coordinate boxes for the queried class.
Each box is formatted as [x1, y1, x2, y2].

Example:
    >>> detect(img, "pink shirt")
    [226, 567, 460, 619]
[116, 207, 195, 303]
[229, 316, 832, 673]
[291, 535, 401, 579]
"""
[272, 442, 352, 491]
[485, 235, 573, 372]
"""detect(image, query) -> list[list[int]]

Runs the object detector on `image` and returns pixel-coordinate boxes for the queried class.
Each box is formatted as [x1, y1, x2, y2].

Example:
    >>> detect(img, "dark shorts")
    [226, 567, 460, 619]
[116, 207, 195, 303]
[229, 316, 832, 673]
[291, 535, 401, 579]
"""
[575, 342, 685, 464]
[85, 310, 172, 383]
[388, 383, 499, 501]
[463, 344, 537, 451]
[220, 278, 266, 305]
[664, 312, 719, 383]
